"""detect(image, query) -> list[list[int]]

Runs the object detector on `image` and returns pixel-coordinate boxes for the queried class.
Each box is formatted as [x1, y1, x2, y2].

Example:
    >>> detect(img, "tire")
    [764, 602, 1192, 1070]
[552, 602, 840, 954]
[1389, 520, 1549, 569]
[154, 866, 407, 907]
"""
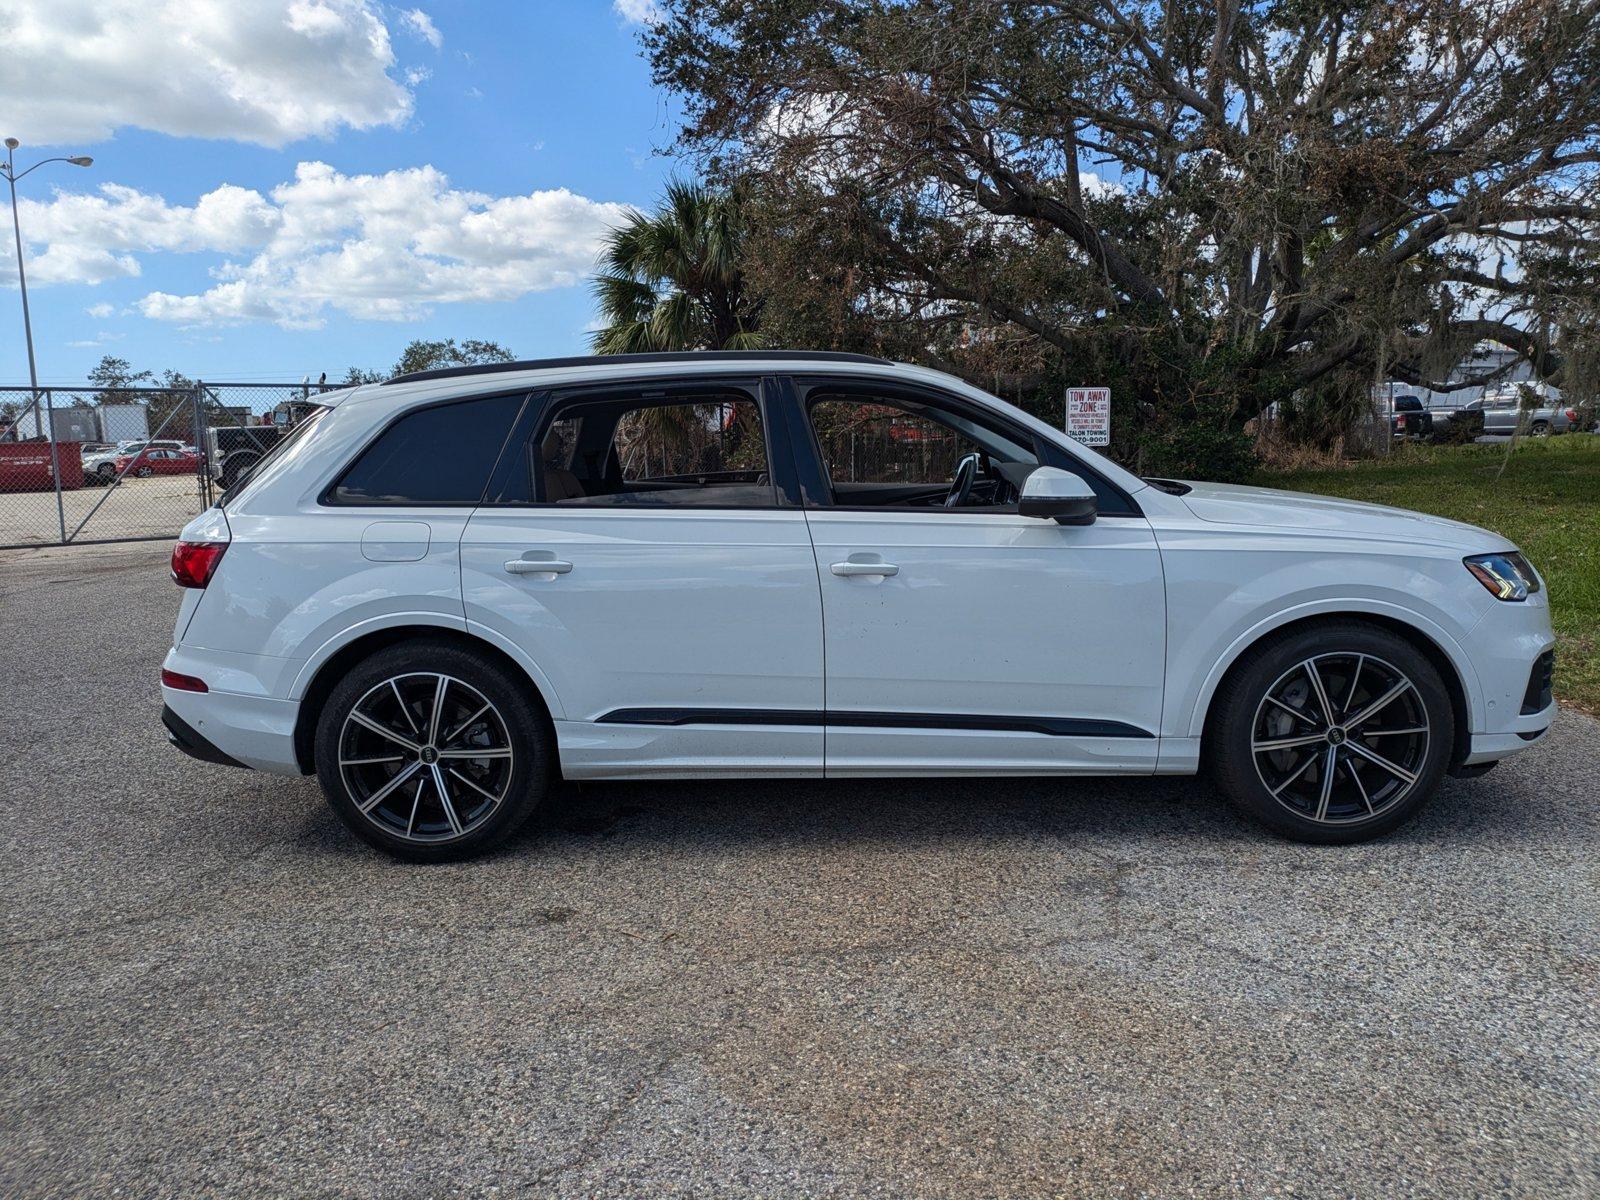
[1208, 621, 1454, 844]
[98, 463, 116, 483]
[314, 639, 552, 861]
[134, 465, 152, 478]
[1529, 420, 1550, 437]
[219, 452, 259, 490]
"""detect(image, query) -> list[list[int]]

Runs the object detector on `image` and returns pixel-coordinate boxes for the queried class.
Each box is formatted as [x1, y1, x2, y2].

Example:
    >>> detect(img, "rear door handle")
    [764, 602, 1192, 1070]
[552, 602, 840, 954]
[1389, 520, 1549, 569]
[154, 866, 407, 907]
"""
[831, 560, 899, 578]
[505, 554, 573, 576]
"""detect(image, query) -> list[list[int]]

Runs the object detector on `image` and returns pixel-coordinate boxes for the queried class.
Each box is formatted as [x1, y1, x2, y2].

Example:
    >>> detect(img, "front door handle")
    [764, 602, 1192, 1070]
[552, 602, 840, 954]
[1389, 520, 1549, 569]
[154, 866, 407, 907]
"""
[831, 560, 899, 578]
[505, 554, 573, 576]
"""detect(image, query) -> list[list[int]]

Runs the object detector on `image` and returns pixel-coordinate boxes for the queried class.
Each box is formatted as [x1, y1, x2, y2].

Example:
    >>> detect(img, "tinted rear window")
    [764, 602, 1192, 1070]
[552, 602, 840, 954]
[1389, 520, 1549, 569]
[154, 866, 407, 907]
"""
[328, 394, 524, 506]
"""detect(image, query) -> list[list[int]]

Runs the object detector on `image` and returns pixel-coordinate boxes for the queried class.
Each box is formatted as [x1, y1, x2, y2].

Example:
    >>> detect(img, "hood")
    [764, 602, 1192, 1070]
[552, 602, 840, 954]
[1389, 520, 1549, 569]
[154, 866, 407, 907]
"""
[1177, 481, 1511, 551]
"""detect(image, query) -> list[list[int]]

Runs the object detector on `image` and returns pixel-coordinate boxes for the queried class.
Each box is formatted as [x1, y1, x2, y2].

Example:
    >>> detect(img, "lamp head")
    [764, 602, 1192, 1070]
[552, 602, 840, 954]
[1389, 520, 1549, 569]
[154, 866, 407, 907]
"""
[4, 138, 18, 150]
[68, 156, 93, 167]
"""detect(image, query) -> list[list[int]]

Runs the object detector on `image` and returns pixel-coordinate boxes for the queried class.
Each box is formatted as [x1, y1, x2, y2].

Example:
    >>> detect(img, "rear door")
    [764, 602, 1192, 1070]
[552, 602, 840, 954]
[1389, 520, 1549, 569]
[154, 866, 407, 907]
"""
[458, 375, 825, 777]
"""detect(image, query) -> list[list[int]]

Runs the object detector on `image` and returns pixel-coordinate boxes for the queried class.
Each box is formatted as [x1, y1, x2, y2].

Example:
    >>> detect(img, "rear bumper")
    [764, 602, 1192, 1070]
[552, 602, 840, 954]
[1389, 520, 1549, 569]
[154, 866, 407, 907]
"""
[162, 705, 247, 769]
[161, 645, 306, 775]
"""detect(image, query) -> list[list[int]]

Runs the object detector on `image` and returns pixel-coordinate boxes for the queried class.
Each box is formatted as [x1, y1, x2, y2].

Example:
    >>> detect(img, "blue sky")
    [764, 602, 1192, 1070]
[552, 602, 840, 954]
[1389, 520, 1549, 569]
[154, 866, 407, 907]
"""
[0, 1, 673, 383]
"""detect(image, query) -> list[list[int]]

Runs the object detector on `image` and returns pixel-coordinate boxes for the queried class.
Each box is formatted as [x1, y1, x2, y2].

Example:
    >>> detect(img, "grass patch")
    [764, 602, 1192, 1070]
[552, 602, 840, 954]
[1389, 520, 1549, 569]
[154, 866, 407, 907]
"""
[1260, 436, 1599, 714]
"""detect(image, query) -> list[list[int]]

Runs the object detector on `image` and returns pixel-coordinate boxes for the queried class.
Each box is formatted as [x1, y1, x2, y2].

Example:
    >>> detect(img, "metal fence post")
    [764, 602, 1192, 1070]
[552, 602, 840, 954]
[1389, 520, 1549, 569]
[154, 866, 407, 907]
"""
[192, 383, 210, 508]
[43, 386, 66, 543]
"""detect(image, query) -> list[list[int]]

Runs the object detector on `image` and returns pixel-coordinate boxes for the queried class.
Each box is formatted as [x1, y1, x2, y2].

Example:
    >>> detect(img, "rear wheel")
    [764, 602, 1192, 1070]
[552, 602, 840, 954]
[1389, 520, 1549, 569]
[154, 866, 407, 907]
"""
[1209, 622, 1454, 843]
[1529, 420, 1551, 437]
[314, 640, 551, 861]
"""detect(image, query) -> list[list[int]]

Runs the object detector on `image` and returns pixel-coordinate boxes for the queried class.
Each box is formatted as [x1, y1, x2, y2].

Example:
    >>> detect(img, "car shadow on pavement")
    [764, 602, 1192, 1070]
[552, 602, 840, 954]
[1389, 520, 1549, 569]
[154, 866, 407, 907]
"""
[256, 711, 1594, 864]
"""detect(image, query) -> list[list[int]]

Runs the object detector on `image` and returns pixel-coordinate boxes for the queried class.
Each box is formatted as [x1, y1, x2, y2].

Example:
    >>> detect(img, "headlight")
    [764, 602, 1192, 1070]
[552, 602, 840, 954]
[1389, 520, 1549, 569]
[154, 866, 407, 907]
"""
[1464, 552, 1541, 602]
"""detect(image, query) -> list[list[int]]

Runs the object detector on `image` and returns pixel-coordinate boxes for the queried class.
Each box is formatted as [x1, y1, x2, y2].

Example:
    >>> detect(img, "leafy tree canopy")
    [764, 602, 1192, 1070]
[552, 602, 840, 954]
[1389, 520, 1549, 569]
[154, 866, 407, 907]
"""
[643, 0, 1600, 475]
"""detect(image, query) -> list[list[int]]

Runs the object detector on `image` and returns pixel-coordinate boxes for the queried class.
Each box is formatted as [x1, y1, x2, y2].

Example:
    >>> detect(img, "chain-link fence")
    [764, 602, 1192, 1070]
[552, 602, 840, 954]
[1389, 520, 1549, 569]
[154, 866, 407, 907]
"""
[0, 380, 337, 549]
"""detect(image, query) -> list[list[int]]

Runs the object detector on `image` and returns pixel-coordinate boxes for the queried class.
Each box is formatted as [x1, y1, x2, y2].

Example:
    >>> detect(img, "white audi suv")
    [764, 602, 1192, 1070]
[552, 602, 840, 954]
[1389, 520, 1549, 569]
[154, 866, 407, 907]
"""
[160, 352, 1556, 859]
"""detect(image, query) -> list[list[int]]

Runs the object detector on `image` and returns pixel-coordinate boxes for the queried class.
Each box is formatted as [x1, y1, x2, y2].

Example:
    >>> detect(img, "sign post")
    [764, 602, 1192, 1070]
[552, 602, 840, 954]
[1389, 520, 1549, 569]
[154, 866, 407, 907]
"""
[1065, 386, 1111, 447]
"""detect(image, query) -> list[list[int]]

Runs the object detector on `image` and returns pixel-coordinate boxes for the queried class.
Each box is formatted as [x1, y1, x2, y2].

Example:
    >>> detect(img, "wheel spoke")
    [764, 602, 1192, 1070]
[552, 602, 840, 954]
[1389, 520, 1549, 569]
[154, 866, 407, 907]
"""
[440, 702, 491, 747]
[430, 764, 463, 835]
[1348, 758, 1375, 815]
[1314, 746, 1338, 822]
[339, 754, 406, 767]
[426, 675, 448, 746]
[405, 776, 424, 836]
[390, 679, 420, 734]
[349, 710, 421, 752]
[357, 761, 423, 813]
[1342, 654, 1365, 716]
[1362, 726, 1428, 737]
[437, 746, 511, 760]
[1302, 659, 1336, 726]
[1252, 732, 1329, 753]
[1345, 680, 1413, 731]
[1346, 739, 1418, 785]
[1269, 751, 1319, 798]
[1265, 694, 1320, 728]
[447, 765, 502, 803]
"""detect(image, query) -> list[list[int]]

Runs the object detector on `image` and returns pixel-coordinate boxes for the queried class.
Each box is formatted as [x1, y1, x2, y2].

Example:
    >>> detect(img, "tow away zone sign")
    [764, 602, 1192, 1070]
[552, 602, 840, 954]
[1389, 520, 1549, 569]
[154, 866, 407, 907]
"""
[1066, 387, 1111, 447]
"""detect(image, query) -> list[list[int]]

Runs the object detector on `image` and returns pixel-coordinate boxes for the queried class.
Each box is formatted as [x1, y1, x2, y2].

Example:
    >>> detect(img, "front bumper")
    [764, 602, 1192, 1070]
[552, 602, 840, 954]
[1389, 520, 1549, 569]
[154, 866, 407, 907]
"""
[1458, 598, 1558, 765]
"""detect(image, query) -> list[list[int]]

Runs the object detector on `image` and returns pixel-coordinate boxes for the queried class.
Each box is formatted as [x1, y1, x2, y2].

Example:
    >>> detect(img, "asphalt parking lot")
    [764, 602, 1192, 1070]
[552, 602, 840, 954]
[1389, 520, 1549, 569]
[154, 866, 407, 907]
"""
[2, 542, 1597, 1198]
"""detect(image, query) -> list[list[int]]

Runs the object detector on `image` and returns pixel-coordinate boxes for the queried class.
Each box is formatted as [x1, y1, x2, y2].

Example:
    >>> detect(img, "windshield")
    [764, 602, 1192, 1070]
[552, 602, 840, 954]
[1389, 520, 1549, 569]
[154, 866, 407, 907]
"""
[219, 406, 329, 507]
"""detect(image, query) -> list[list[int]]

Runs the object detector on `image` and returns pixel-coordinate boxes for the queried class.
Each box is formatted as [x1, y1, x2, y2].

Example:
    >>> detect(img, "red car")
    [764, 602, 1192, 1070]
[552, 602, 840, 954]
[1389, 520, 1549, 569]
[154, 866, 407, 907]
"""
[114, 447, 201, 478]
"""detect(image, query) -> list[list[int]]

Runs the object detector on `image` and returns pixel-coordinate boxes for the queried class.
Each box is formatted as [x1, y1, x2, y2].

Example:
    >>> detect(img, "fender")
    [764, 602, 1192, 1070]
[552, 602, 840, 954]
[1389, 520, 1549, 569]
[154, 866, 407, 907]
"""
[287, 612, 567, 720]
[289, 611, 465, 699]
[1180, 597, 1485, 739]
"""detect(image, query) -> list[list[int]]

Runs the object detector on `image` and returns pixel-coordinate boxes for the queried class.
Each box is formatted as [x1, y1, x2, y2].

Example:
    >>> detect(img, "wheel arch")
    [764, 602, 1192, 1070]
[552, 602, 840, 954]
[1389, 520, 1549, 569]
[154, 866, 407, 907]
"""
[291, 624, 561, 776]
[1192, 610, 1476, 770]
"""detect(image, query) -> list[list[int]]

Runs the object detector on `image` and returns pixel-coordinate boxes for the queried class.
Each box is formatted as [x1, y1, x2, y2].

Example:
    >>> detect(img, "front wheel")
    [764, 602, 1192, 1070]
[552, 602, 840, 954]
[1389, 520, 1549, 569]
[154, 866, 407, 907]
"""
[1209, 622, 1454, 844]
[314, 640, 552, 860]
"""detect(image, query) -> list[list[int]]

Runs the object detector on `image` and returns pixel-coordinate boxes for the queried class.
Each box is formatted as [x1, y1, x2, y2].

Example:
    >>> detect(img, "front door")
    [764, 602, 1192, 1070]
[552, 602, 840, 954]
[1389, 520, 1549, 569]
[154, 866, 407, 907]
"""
[786, 378, 1166, 775]
[459, 376, 825, 777]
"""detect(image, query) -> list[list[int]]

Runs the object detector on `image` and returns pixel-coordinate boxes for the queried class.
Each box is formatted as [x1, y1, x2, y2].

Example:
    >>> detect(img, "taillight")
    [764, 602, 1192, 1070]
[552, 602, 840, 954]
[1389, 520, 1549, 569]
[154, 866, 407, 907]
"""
[171, 540, 227, 588]
[161, 668, 208, 693]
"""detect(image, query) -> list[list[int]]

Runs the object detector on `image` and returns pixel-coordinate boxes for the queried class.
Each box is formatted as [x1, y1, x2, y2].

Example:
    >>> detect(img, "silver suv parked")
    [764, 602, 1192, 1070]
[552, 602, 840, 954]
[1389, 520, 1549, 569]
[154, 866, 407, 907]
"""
[1461, 392, 1577, 436]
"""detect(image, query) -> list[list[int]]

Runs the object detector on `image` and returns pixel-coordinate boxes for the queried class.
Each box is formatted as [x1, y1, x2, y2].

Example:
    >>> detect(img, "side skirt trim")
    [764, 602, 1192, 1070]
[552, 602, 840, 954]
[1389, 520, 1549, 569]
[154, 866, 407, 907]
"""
[596, 708, 1153, 739]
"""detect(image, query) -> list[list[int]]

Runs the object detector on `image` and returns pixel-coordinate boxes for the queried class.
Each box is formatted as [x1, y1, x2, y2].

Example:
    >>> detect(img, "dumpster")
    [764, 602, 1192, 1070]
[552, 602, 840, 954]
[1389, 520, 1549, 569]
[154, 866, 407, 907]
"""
[0, 441, 85, 491]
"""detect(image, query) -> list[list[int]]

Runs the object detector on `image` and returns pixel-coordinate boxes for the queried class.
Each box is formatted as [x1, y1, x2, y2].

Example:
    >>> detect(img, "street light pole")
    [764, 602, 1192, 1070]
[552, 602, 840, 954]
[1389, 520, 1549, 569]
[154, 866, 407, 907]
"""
[3, 138, 93, 541]
[4, 141, 40, 400]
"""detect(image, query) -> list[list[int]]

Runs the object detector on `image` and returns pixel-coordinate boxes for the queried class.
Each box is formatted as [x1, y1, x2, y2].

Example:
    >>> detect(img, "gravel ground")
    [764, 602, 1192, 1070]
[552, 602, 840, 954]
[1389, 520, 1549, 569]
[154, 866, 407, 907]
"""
[1, 542, 1596, 1199]
[0, 474, 205, 547]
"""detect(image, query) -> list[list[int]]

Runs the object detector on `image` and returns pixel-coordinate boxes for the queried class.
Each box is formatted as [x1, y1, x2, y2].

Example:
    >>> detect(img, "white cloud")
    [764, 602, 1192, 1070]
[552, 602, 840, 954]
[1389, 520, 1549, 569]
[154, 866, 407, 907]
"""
[0, 1, 414, 147]
[400, 8, 443, 49]
[4, 162, 630, 329]
[405, 66, 432, 86]
[84, 302, 115, 318]
[613, 0, 661, 24]
[68, 331, 124, 347]
[1, 182, 282, 285]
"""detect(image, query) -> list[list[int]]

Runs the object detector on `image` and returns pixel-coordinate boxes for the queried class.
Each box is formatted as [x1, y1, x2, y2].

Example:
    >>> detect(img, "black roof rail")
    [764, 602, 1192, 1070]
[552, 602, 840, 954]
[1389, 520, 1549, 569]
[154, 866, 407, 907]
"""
[382, 349, 895, 386]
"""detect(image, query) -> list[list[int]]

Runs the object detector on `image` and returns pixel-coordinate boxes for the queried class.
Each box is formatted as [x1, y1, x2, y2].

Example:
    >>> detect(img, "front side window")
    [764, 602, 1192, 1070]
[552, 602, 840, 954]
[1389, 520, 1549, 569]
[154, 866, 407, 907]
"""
[805, 390, 1038, 510]
[522, 389, 773, 508]
[328, 393, 523, 506]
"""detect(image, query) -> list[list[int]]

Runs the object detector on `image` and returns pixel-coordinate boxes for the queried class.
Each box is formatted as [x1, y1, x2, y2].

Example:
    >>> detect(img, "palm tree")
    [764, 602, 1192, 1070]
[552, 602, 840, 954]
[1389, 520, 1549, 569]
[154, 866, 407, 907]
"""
[590, 180, 763, 354]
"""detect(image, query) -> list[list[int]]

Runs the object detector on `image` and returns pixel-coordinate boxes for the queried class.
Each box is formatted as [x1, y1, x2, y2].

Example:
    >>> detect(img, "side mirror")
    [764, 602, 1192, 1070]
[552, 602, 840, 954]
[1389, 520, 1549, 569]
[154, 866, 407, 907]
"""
[1019, 466, 1097, 525]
